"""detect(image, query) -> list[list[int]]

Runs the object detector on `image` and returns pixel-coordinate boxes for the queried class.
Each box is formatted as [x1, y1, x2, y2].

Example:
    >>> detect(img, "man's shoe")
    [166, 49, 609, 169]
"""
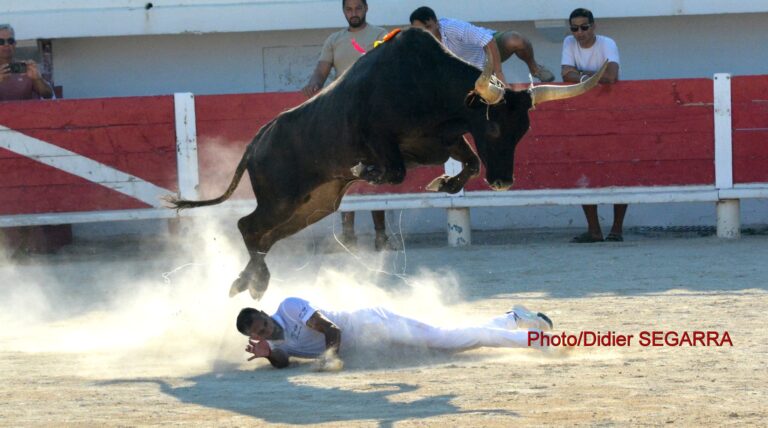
[508, 305, 554, 331]
[532, 64, 555, 83]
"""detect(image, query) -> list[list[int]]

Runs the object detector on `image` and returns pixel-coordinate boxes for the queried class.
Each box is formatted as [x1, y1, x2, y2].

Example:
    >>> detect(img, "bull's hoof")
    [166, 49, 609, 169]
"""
[248, 284, 267, 300]
[229, 268, 270, 300]
[426, 175, 463, 194]
[350, 162, 366, 178]
[381, 168, 406, 185]
[351, 162, 382, 181]
[229, 275, 250, 297]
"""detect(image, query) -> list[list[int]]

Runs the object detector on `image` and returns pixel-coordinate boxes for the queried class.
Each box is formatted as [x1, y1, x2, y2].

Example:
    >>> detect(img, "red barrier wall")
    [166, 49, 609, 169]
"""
[0, 96, 177, 215]
[464, 78, 715, 191]
[1, 76, 765, 219]
[732, 75, 768, 184]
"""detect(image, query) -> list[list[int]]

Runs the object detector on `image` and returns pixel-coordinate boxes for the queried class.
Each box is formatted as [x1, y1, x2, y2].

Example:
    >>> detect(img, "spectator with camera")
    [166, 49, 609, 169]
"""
[1, 23, 60, 257]
[0, 23, 53, 101]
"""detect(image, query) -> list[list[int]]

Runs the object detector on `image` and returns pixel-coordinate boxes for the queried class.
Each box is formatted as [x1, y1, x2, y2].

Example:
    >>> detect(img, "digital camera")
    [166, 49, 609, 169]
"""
[8, 62, 27, 74]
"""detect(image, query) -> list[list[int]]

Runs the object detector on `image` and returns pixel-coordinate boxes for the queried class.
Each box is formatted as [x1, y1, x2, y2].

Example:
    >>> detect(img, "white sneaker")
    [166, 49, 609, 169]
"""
[508, 305, 553, 331]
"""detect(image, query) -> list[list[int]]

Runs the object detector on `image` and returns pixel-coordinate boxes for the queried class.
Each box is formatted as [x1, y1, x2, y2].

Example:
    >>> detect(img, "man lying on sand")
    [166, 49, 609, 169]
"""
[236, 297, 553, 371]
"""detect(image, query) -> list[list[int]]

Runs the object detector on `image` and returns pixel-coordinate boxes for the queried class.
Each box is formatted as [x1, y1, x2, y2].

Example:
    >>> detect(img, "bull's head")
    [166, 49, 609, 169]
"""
[470, 52, 607, 190]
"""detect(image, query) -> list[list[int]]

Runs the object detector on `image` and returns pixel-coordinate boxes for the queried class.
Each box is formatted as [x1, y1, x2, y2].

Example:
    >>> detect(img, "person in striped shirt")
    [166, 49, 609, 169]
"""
[409, 6, 555, 85]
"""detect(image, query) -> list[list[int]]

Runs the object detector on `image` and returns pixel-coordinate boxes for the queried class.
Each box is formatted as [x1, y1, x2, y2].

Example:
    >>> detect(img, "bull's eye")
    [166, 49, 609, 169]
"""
[485, 122, 501, 139]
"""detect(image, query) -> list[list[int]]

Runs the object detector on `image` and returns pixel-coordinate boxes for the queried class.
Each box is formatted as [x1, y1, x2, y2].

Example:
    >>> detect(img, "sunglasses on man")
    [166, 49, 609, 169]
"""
[570, 24, 592, 33]
[0, 38, 17, 46]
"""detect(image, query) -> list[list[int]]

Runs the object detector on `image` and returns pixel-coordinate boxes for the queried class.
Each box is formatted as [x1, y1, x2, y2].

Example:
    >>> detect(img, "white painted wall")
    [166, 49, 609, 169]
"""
[5, 0, 768, 39]
[51, 13, 768, 99]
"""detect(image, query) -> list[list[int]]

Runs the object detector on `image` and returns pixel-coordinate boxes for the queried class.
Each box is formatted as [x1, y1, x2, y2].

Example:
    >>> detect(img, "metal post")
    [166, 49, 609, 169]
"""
[447, 208, 471, 246]
[171, 93, 199, 234]
[713, 74, 740, 239]
[716, 200, 741, 239]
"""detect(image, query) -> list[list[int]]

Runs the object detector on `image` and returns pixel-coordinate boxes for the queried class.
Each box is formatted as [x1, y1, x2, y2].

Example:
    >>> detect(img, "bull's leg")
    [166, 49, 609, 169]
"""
[230, 197, 303, 300]
[426, 136, 481, 194]
[353, 136, 406, 185]
[234, 180, 353, 300]
[260, 179, 351, 246]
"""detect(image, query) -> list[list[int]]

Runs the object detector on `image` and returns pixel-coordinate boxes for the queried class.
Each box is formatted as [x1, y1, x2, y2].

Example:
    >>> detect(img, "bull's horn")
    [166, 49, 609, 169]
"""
[474, 46, 505, 105]
[529, 60, 609, 106]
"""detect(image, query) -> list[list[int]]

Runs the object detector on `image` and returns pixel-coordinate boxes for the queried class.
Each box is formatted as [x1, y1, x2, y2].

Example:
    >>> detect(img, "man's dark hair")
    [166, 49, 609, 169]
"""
[409, 6, 437, 24]
[343, 0, 367, 7]
[569, 8, 594, 24]
[236, 307, 267, 336]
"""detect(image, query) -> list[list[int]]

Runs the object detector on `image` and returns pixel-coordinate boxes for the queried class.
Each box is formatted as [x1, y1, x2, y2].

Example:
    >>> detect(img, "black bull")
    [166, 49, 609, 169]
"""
[167, 28, 606, 300]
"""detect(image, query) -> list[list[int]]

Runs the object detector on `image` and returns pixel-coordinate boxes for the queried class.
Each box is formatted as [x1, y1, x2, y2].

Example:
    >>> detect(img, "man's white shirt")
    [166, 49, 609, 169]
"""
[561, 34, 620, 73]
[268, 297, 352, 358]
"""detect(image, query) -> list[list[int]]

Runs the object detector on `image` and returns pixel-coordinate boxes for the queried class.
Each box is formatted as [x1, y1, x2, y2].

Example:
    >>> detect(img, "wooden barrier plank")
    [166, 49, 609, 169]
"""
[0, 128, 177, 185]
[0, 96, 175, 129]
[732, 75, 768, 184]
[519, 132, 713, 162]
[0, 178, 150, 215]
[486, 79, 715, 191]
[195, 93, 306, 200]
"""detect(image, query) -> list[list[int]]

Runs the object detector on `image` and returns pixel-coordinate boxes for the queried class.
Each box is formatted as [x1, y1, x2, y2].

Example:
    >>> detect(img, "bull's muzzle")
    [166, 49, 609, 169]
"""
[489, 179, 513, 191]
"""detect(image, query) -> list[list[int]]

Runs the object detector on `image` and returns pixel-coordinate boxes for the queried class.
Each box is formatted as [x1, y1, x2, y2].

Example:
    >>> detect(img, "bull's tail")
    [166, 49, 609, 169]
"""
[164, 145, 252, 211]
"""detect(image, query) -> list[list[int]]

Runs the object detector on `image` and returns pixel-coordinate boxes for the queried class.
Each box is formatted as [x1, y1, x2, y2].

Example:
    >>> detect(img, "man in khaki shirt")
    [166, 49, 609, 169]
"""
[302, 0, 394, 252]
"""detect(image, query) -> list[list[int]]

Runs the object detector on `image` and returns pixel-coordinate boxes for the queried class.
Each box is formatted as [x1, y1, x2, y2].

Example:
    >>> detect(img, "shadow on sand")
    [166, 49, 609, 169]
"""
[100, 353, 518, 426]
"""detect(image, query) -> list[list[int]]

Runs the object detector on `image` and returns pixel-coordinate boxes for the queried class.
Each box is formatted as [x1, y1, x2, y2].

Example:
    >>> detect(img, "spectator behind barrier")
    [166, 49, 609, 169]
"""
[301, 0, 395, 252]
[560, 9, 627, 243]
[1, 23, 69, 256]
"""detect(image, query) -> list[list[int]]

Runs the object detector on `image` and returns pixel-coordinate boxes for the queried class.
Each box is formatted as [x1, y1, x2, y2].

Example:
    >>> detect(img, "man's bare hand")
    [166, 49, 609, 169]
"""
[301, 83, 321, 98]
[312, 349, 344, 372]
[245, 338, 271, 360]
[24, 60, 43, 81]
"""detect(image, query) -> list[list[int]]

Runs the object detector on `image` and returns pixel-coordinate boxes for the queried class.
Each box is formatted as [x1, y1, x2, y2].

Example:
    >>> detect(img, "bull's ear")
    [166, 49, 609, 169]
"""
[465, 91, 483, 108]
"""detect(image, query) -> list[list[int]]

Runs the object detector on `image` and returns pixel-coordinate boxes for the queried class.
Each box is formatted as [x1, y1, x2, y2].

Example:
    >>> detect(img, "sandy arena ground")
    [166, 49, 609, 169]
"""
[1, 224, 766, 426]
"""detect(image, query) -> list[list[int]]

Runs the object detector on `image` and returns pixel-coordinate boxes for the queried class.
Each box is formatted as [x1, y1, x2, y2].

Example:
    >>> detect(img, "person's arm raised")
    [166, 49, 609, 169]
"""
[484, 39, 507, 86]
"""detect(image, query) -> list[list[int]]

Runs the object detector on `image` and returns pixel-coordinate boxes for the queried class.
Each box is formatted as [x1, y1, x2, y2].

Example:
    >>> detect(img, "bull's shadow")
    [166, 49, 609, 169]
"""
[101, 360, 517, 426]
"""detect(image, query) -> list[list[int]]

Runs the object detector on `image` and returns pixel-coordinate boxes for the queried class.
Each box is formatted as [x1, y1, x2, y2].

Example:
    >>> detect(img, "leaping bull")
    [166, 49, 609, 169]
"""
[167, 28, 606, 300]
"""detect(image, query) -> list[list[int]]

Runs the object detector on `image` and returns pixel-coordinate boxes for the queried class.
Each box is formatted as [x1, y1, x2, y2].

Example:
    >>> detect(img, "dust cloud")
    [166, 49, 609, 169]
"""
[0, 215, 472, 378]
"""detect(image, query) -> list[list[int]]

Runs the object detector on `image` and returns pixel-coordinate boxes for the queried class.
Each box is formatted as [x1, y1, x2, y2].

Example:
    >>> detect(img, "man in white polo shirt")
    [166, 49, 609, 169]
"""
[236, 297, 553, 370]
[561, 8, 626, 244]
[408, 6, 555, 86]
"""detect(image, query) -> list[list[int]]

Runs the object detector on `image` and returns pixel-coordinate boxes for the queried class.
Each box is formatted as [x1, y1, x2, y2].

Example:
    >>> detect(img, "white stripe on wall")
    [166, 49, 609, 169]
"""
[0, 125, 173, 207]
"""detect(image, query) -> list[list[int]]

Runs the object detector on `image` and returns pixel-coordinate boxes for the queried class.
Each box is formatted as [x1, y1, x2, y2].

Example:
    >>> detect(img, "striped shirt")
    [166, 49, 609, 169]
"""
[438, 17, 495, 69]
